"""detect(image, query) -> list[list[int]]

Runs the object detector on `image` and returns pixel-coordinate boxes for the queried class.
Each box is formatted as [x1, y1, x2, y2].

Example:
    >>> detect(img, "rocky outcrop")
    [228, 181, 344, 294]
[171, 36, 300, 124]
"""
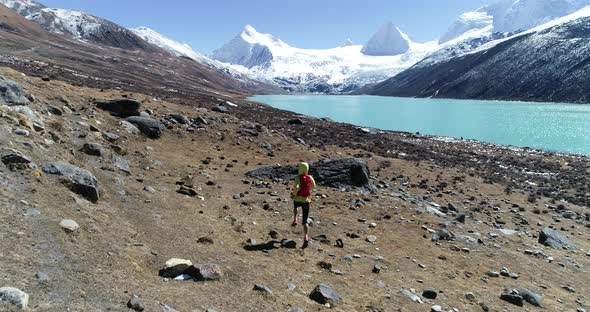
[125, 116, 165, 139]
[0, 77, 29, 106]
[246, 158, 370, 188]
[538, 227, 577, 250]
[41, 162, 99, 203]
[96, 99, 141, 117]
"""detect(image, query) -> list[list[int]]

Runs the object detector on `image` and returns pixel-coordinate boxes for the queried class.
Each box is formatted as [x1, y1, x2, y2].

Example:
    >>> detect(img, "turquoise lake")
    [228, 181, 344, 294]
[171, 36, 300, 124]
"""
[249, 95, 590, 156]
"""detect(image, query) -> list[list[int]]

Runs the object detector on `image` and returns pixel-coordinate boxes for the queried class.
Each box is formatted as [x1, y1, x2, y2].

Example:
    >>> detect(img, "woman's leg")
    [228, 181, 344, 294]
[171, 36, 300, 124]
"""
[292, 202, 299, 226]
[302, 203, 310, 241]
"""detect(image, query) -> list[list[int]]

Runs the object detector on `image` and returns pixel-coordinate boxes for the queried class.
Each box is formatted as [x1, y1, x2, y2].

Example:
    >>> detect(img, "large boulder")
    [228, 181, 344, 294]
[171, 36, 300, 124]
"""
[246, 158, 370, 188]
[96, 99, 141, 117]
[186, 263, 223, 281]
[0, 287, 29, 309]
[309, 284, 342, 305]
[125, 116, 165, 139]
[0, 77, 29, 106]
[158, 258, 192, 278]
[538, 227, 577, 250]
[41, 162, 99, 203]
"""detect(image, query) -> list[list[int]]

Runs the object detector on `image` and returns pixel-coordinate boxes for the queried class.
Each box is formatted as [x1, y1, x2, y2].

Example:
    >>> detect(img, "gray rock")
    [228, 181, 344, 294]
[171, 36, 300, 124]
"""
[465, 292, 476, 302]
[158, 258, 192, 278]
[1, 148, 32, 167]
[288, 307, 304, 312]
[35, 272, 49, 283]
[309, 284, 342, 305]
[144, 186, 156, 193]
[431, 305, 444, 312]
[159, 303, 180, 312]
[0, 287, 29, 309]
[423, 288, 437, 299]
[0, 77, 29, 106]
[247, 158, 371, 188]
[253, 284, 273, 296]
[59, 219, 79, 233]
[126, 116, 165, 139]
[120, 120, 141, 135]
[539, 227, 577, 250]
[177, 185, 197, 197]
[281, 239, 297, 249]
[500, 291, 524, 306]
[102, 132, 120, 142]
[516, 288, 543, 307]
[432, 229, 454, 241]
[112, 155, 130, 174]
[127, 295, 144, 311]
[187, 263, 223, 281]
[195, 116, 208, 125]
[81, 143, 103, 156]
[139, 111, 150, 118]
[42, 162, 99, 203]
[14, 128, 30, 136]
[212, 106, 229, 113]
[96, 99, 141, 117]
[169, 114, 188, 124]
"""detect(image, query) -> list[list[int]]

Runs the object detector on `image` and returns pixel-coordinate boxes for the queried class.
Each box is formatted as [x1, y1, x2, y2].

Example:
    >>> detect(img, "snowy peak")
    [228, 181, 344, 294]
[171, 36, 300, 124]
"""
[441, 0, 590, 43]
[0, 0, 44, 16]
[341, 38, 355, 47]
[131, 26, 206, 60]
[210, 25, 276, 68]
[361, 22, 410, 56]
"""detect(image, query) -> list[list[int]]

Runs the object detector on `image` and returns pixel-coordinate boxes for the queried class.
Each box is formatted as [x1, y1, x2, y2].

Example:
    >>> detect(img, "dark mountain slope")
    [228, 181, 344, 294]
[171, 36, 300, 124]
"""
[365, 16, 590, 103]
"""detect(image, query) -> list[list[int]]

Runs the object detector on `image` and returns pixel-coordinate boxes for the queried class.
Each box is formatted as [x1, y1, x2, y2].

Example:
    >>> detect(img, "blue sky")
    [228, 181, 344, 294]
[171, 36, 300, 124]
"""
[39, 0, 493, 53]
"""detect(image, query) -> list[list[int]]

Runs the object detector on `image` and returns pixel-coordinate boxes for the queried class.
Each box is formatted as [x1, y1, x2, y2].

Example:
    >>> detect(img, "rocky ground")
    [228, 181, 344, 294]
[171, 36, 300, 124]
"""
[0, 65, 588, 312]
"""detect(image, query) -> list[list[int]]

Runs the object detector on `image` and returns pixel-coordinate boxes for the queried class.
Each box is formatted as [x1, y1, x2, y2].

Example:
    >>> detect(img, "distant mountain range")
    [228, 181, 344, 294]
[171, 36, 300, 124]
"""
[2, 0, 590, 102]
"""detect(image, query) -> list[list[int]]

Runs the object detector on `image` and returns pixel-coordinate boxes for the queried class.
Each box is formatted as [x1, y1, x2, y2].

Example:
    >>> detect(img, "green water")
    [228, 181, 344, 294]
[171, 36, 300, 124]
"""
[250, 95, 590, 156]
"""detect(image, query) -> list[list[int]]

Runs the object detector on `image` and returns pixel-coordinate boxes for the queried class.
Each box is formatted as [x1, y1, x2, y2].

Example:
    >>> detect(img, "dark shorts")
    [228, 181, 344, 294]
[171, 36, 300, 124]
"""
[294, 201, 310, 225]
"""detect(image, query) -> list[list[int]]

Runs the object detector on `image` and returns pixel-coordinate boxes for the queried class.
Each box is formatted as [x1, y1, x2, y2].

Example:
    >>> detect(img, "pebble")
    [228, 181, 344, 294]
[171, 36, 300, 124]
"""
[59, 219, 80, 233]
[431, 305, 444, 312]
[127, 295, 145, 311]
[465, 292, 476, 302]
[423, 288, 437, 299]
[253, 284, 273, 296]
[14, 128, 30, 136]
[366, 235, 377, 244]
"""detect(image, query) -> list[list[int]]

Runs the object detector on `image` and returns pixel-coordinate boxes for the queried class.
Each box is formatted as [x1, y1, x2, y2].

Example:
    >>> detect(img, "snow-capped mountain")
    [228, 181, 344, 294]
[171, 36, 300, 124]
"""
[1, 0, 159, 52]
[131, 27, 210, 63]
[0, 0, 44, 16]
[441, 0, 590, 43]
[210, 24, 438, 93]
[365, 6, 590, 103]
[361, 22, 410, 56]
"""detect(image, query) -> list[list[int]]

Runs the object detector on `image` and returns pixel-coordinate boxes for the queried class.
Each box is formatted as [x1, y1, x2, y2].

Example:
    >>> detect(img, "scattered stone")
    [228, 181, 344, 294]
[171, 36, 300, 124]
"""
[288, 307, 304, 312]
[212, 106, 229, 113]
[41, 162, 100, 203]
[197, 236, 214, 244]
[14, 128, 30, 136]
[120, 120, 141, 135]
[127, 295, 145, 311]
[187, 263, 223, 281]
[253, 284, 273, 296]
[177, 185, 198, 197]
[562, 285, 576, 293]
[96, 99, 141, 117]
[372, 264, 381, 274]
[35, 272, 49, 283]
[158, 258, 193, 278]
[112, 155, 130, 174]
[1, 148, 32, 168]
[500, 290, 524, 306]
[47, 105, 63, 115]
[400, 288, 423, 304]
[309, 284, 342, 305]
[366, 235, 377, 244]
[0, 77, 29, 106]
[81, 143, 103, 156]
[432, 229, 454, 241]
[159, 303, 180, 312]
[423, 289, 437, 300]
[126, 116, 165, 139]
[431, 305, 444, 312]
[103, 132, 120, 143]
[247, 158, 371, 188]
[281, 239, 297, 249]
[0, 287, 29, 309]
[486, 271, 500, 278]
[539, 227, 577, 250]
[59, 219, 79, 233]
[288, 118, 304, 125]
[517, 289, 543, 307]
[465, 292, 476, 302]
[456, 214, 466, 223]
[195, 116, 208, 125]
[144, 186, 156, 193]
[169, 114, 188, 124]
